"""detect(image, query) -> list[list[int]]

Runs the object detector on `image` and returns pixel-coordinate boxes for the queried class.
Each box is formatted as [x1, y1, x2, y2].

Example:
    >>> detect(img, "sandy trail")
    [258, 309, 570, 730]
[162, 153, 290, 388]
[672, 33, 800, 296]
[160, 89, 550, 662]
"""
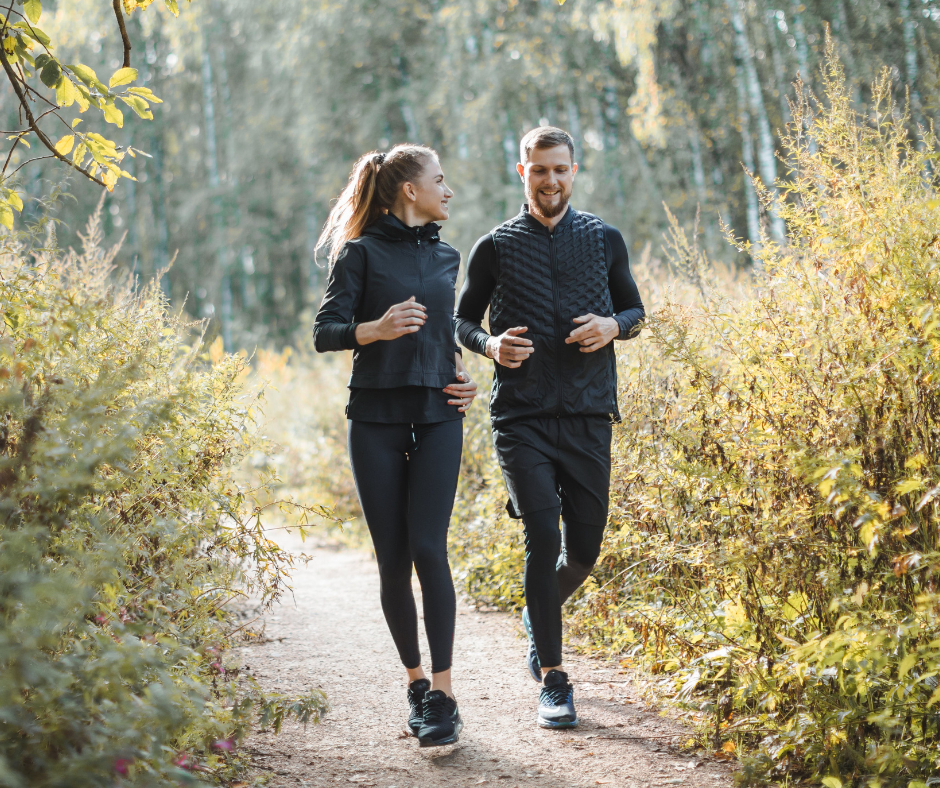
[241, 540, 735, 788]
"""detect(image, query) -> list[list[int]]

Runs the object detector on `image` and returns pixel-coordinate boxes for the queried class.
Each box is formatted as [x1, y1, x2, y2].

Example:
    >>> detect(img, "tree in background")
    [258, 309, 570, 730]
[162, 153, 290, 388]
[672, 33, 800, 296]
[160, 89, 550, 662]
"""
[4, 0, 939, 347]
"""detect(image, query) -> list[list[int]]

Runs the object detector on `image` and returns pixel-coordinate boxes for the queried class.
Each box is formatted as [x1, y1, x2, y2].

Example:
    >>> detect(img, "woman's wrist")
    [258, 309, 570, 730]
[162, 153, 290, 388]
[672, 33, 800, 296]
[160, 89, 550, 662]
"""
[354, 321, 380, 345]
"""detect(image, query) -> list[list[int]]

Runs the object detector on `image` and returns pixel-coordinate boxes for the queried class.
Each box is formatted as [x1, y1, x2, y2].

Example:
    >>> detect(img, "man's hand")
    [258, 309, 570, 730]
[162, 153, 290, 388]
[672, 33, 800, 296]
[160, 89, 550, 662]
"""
[355, 297, 426, 345]
[486, 326, 534, 368]
[565, 314, 619, 353]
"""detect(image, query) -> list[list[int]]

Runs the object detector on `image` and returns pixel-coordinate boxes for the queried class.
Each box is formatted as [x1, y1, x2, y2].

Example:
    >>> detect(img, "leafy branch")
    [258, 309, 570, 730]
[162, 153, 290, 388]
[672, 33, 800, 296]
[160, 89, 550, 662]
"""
[0, 0, 184, 229]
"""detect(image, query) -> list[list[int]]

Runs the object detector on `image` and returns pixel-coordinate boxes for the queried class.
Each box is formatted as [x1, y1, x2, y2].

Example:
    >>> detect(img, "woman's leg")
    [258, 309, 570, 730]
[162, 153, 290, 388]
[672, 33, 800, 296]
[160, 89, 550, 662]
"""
[406, 419, 463, 694]
[347, 420, 422, 672]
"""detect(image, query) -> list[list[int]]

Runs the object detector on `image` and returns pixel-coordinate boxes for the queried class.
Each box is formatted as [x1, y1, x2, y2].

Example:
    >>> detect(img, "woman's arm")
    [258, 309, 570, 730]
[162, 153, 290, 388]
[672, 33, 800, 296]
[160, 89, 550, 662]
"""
[313, 245, 366, 353]
[313, 244, 429, 351]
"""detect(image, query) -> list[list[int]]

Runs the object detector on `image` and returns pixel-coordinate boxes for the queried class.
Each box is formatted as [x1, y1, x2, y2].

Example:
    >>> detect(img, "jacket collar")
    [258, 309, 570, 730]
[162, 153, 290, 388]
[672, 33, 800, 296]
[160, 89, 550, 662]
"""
[363, 212, 441, 243]
[519, 203, 575, 233]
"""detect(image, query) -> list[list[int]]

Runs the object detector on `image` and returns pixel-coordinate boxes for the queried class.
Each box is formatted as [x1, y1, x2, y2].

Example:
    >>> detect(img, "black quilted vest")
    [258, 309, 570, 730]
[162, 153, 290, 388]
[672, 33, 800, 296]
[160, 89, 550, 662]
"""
[488, 206, 619, 423]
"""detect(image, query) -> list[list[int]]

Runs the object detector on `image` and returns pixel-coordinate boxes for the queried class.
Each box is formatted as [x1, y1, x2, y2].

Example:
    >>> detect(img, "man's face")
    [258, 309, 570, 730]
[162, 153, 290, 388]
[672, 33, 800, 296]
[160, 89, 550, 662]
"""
[517, 145, 577, 219]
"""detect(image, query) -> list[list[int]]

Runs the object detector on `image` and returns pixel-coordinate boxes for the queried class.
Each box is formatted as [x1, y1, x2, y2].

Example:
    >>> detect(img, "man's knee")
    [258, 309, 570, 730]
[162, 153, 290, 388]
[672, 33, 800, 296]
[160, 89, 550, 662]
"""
[522, 507, 562, 560]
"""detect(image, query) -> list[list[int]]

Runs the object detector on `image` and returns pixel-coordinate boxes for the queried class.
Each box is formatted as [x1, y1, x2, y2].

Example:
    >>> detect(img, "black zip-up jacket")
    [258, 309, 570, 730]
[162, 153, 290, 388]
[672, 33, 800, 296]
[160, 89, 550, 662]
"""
[454, 205, 645, 424]
[314, 214, 461, 389]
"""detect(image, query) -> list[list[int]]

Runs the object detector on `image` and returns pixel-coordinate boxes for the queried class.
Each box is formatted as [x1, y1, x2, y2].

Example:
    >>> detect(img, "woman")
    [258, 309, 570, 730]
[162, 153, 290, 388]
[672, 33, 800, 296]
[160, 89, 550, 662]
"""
[313, 145, 476, 747]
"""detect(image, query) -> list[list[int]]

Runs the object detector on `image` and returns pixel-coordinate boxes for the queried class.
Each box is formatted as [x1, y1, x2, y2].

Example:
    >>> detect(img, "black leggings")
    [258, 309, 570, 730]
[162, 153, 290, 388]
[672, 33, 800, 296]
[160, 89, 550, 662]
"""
[347, 420, 463, 674]
[523, 507, 605, 668]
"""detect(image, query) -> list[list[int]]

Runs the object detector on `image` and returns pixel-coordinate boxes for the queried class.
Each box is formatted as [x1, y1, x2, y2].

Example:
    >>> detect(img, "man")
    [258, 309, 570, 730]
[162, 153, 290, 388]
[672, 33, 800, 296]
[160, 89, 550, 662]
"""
[454, 126, 645, 729]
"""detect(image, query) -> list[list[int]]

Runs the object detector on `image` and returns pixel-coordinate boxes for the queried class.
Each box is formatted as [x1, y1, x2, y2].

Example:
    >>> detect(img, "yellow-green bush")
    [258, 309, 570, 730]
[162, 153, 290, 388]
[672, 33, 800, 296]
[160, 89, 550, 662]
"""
[451, 49, 940, 786]
[0, 211, 324, 787]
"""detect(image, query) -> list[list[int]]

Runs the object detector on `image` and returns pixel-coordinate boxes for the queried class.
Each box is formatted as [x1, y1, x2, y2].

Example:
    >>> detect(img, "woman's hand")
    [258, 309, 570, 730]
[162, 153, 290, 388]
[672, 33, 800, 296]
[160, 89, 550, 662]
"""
[444, 355, 478, 412]
[355, 297, 427, 345]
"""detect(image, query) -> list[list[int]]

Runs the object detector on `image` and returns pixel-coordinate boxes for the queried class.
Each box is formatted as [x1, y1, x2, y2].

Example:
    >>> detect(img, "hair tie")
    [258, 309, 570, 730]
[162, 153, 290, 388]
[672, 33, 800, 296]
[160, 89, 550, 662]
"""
[375, 152, 386, 166]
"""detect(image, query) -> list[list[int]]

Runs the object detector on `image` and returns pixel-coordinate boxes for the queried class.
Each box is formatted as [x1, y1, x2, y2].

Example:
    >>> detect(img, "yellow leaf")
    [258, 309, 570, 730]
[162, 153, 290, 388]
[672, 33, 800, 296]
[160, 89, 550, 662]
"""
[821, 778, 842, 788]
[896, 479, 922, 496]
[0, 205, 13, 230]
[102, 169, 119, 191]
[72, 141, 87, 167]
[898, 653, 917, 678]
[55, 75, 75, 107]
[71, 118, 83, 128]
[54, 134, 74, 155]
[102, 101, 124, 128]
[109, 66, 137, 88]
[209, 336, 225, 365]
[7, 191, 23, 212]
[23, 0, 41, 23]
[721, 740, 735, 752]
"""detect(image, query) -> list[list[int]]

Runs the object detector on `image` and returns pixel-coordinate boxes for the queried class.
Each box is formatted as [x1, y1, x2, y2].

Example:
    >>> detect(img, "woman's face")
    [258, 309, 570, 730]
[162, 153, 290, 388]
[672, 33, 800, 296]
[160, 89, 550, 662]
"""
[404, 157, 454, 223]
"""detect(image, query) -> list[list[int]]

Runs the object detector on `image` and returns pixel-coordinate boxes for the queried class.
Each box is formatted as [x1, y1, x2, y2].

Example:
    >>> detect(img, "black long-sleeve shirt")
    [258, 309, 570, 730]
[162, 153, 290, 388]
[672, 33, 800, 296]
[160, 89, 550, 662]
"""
[454, 223, 645, 355]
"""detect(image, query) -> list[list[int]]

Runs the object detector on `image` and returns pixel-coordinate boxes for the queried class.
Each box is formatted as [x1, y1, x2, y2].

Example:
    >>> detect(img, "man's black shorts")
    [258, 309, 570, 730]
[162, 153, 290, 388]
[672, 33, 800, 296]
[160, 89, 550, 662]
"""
[492, 415, 612, 526]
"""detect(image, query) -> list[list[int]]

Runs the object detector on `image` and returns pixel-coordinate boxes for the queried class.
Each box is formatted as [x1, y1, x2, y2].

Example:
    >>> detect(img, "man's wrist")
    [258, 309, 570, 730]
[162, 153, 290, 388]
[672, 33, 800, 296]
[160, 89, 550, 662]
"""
[484, 336, 495, 359]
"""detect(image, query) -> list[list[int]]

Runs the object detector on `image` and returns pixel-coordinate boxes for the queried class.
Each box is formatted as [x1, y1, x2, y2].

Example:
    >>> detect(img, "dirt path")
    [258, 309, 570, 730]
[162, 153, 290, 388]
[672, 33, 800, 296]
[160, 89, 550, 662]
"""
[241, 540, 735, 788]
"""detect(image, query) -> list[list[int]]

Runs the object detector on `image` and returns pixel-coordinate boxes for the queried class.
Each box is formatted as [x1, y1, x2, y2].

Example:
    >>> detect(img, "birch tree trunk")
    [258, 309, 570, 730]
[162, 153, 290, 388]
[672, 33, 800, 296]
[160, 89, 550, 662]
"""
[201, 40, 233, 352]
[731, 0, 785, 244]
[734, 66, 761, 257]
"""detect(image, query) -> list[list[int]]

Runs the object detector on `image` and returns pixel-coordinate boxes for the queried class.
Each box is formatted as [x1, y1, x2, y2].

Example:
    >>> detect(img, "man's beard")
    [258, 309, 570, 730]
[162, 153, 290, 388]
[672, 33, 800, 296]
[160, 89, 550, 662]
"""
[526, 182, 572, 219]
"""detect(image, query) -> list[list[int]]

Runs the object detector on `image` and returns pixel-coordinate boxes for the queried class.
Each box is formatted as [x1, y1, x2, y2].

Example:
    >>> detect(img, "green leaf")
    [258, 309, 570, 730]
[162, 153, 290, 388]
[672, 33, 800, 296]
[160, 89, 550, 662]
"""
[821, 778, 842, 788]
[67, 63, 104, 90]
[128, 86, 163, 104]
[54, 134, 74, 156]
[119, 95, 153, 120]
[23, 0, 41, 24]
[55, 75, 75, 107]
[40, 60, 61, 88]
[109, 67, 137, 89]
[13, 21, 50, 45]
[102, 101, 124, 128]
[34, 53, 52, 69]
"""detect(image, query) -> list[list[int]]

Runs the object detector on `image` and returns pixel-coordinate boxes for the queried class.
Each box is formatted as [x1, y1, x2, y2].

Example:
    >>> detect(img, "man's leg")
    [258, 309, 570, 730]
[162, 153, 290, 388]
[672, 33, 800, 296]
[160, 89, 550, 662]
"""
[557, 517, 606, 603]
[521, 506, 564, 671]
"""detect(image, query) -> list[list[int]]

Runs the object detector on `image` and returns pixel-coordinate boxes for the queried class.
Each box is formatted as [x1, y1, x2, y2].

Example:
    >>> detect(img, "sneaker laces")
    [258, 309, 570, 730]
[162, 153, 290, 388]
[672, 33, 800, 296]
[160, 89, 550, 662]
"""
[422, 692, 450, 725]
[541, 681, 573, 706]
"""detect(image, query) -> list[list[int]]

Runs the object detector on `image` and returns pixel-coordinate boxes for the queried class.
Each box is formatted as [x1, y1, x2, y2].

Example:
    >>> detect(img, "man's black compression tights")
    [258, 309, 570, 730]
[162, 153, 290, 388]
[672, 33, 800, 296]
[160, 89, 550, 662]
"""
[347, 419, 462, 674]
[523, 506, 605, 669]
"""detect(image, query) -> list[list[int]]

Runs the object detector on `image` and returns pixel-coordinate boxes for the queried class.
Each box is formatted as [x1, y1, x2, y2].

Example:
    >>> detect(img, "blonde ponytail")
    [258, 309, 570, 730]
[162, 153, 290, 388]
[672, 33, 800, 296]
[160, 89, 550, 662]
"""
[316, 144, 437, 267]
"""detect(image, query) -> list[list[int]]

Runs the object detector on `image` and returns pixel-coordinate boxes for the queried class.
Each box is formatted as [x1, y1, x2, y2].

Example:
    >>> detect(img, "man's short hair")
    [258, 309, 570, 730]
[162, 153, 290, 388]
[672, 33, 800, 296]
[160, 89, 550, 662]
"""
[519, 126, 575, 164]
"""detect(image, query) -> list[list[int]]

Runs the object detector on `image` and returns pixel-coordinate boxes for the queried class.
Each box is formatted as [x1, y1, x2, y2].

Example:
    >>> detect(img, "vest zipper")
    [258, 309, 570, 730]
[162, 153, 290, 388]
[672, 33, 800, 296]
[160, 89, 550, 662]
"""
[549, 231, 564, 415]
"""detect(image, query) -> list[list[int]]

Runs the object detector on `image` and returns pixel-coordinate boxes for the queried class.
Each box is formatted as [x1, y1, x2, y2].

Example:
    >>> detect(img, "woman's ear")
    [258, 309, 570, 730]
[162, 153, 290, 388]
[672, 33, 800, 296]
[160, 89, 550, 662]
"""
[401, 181, 418, 203]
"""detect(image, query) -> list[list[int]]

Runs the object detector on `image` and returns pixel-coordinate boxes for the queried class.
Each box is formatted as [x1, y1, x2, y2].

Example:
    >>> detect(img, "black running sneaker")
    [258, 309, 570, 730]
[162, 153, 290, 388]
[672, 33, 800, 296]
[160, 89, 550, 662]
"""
[407, 678, 430, 736]
[538, 669, 578, 729]
[417, 689, 462, 746]
[522, 606, 541, 682]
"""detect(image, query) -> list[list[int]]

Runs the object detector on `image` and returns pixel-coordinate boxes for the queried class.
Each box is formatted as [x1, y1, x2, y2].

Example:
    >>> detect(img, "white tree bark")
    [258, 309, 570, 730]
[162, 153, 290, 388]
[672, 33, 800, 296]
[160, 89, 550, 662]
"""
[202, 42, 233, 352]
[734, 66, 761, 256]
[731, 0, 785, 244]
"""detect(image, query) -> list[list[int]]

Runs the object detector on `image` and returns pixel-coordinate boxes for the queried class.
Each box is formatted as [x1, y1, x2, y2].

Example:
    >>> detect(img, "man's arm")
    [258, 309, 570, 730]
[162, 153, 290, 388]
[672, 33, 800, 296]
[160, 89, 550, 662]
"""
[606, 225, 645, 340]
[565, 223, 645, 352]
[454, 234, 498, 356]
[455, 234, 535, 367]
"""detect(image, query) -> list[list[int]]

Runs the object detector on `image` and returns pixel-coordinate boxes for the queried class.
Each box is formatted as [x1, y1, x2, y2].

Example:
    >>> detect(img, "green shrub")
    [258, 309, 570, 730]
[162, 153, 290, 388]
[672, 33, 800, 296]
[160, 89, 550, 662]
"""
[450, 46, 940, 786]
[0, 209, 325, 787]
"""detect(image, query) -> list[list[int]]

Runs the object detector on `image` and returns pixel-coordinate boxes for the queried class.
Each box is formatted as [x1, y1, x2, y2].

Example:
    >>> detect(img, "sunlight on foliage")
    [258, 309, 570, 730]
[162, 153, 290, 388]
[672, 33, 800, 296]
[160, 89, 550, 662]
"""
[0, 205, 324, 786]
[450, 46, 940, 786]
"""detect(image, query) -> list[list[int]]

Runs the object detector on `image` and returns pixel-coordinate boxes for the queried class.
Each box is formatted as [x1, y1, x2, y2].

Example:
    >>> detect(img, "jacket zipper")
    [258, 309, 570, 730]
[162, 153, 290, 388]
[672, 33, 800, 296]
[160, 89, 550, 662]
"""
[549, 230, 564, 415]
[416, 237, 427, 380]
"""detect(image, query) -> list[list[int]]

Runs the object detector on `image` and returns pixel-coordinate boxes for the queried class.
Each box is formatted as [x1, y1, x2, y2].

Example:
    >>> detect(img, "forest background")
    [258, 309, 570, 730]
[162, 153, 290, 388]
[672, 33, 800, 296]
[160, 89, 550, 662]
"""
[3, 0, 940, 786]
